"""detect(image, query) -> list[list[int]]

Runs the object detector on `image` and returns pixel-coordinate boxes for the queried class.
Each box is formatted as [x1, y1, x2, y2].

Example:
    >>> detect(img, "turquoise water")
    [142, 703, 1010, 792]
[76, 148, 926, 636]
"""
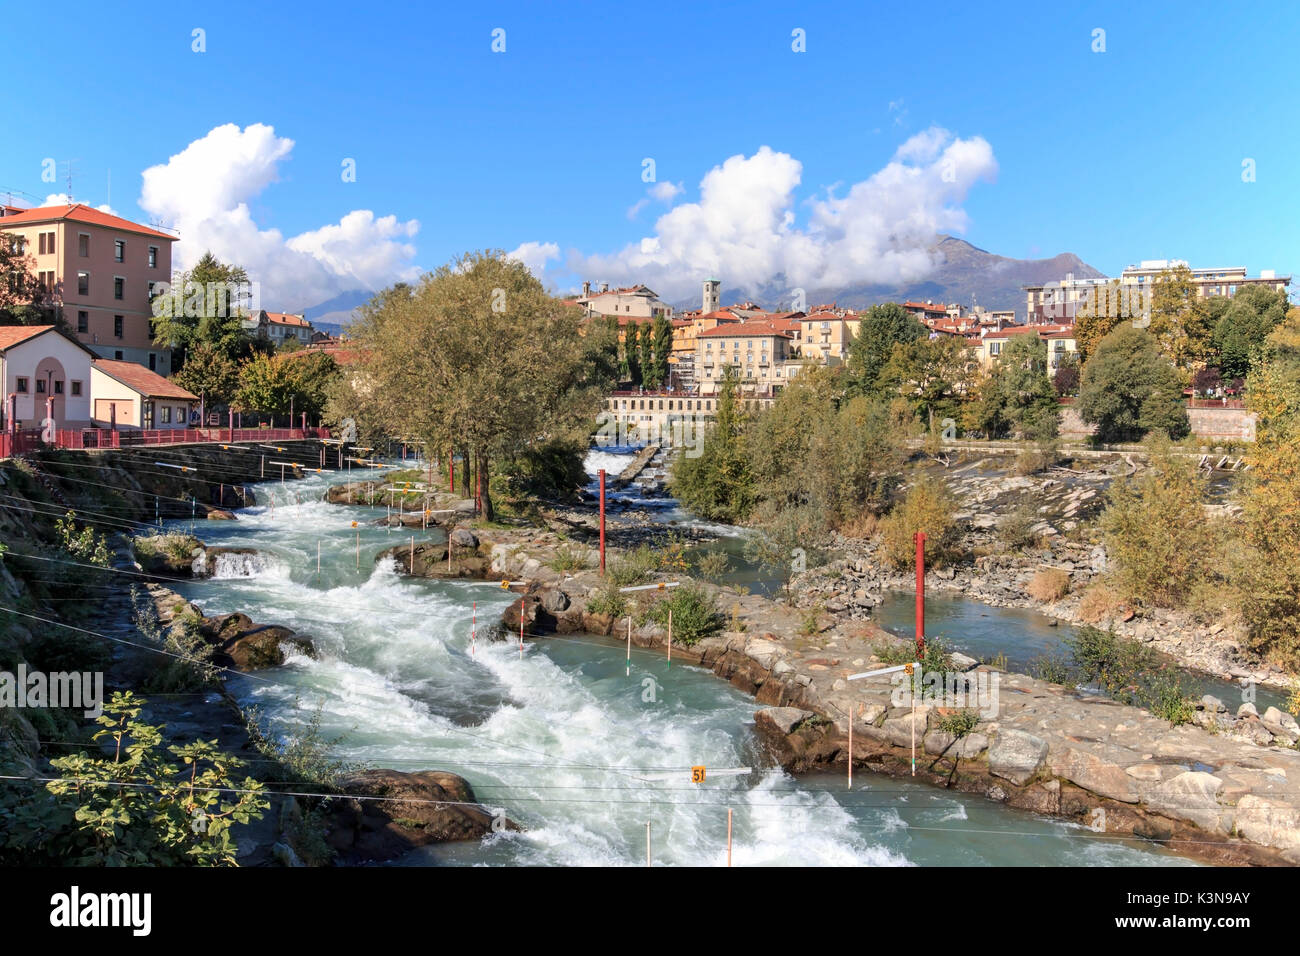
[167, 468, 1193, 866]
[872, 590, 1286, 713]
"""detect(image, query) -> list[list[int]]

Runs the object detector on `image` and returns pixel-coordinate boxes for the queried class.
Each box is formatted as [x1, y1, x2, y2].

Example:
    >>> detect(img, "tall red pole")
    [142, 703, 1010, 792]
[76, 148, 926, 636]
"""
[914, 531, 926, 656]
[598, 468, 606, 574]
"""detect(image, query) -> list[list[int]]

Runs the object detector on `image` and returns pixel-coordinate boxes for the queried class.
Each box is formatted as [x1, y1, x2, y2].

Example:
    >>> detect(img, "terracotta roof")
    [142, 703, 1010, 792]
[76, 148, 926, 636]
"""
[982, 326, 1042, 340]
[697, 321, 793, 339]
[92, 359, 198, 400]
[265, 312, 309, 327]
[0, 325, 57, 351]
[0, 204, 176, 241]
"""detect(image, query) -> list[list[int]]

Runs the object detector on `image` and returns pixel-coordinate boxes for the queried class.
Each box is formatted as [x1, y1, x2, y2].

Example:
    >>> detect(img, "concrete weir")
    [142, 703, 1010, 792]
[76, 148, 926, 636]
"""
[469, 533, 1300, 866]
[613, 444, 660, 487]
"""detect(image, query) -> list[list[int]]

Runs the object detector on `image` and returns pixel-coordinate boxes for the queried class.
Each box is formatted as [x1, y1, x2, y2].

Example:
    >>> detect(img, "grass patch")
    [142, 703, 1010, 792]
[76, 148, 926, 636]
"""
[1027, 568, 1071, 602]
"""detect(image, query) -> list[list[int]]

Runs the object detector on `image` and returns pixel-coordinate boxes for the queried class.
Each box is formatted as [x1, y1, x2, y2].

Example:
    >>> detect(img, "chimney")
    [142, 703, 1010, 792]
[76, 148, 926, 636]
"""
[600, 282, 609, 293]
[582, 281, 591, 297]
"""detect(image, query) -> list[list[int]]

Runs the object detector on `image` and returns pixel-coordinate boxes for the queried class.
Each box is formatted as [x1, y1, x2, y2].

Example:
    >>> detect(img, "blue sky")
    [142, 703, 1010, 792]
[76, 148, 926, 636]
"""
[3, 0, 1297, 308]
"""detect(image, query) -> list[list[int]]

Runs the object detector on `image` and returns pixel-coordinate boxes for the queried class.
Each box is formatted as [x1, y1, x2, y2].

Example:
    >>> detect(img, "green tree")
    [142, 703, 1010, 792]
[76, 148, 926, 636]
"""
[172, 342, 241, 408]
[646, 314, 673, 388]
[670, 367, 755, 522]
[1236, 344, 1300, 664]
[638, 320, 655, 388]
[348, 251, 616, 520]
[0, 232, 45, 320]
[846, 303, 927, 395]
[966, 333, 1060, 439]
[1212, 285, 1289, 381]
[624, 321, 641, 386]
[879, 334, 976, 430]
[1077, 325, 1189, 442]
[0, 692, 267, 866]
[234, 351, 338, 421]
[1148, 265, 1213, 367]
[150, 252, 255, 364]
[1074, 280, 1132, 364]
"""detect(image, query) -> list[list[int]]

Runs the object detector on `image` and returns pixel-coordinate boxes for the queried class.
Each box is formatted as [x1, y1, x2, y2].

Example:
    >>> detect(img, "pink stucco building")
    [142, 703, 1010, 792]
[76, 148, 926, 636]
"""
[0, 203, 177, 374]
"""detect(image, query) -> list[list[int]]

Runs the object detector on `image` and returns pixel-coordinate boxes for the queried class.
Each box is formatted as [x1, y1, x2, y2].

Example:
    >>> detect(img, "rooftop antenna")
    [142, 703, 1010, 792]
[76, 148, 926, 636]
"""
[60, 159, 81, 204]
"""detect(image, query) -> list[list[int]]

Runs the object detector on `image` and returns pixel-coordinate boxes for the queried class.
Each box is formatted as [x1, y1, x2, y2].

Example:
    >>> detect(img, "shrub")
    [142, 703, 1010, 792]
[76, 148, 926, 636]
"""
[692, 550, 731, 581]
[836, 510, 879, 539]
[0, 692, 268, 866]
[1077, 581, 1126, 624]
[586, 580, 628, 619]
[1031, 654, 1072, 685]
[936, 708, 980, 737]
[878, 476, 961, 570]
[1101, 438, 1218, 608]
[997, 501, 1041, 552]
[644, 584, 724, 646]
[1064, 625, 1195, 724]
[606, 545, 657, 588]
[1027, 568, 1070, 602]
[547, 542, 590, 573]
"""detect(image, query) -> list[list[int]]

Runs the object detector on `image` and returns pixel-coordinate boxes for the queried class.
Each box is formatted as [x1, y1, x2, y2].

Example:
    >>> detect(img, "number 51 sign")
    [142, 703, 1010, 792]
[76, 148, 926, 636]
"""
[691, 766, 706, 783]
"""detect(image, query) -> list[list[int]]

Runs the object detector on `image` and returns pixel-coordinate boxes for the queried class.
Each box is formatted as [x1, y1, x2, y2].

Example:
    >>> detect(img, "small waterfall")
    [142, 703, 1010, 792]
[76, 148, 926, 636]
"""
[210, 550, 276, 579]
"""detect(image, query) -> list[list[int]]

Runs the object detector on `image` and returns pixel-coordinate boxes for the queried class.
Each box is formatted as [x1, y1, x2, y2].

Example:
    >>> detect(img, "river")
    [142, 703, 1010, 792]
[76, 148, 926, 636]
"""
[168, 462, 1193, 866]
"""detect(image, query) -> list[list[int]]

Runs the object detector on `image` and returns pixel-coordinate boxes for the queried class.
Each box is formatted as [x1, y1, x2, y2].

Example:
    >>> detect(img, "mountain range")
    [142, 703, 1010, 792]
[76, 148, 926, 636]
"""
[672, 236, 1105, 315]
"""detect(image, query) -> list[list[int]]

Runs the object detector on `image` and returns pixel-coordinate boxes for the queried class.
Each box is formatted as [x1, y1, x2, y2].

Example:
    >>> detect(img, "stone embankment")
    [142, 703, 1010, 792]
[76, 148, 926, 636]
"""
[370, 523, 1300, 865]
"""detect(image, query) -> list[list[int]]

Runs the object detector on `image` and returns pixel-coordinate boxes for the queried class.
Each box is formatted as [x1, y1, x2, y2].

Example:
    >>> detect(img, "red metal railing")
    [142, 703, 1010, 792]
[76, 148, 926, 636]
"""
[0, 426, 330, 459]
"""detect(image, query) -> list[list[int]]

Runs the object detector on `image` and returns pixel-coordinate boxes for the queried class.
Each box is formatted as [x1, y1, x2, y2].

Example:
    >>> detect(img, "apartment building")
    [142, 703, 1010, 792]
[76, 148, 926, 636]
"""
[799, 311, 852, 363]
[244, 310, 314, 345]
[1026, 261, 1291, 324]
[1118, 260, 1290, 298]
[695, 320, 795, 395]
[976, 324, 1077, 377]
[0, 204, 176, 373]
[576, 282, 673, 319]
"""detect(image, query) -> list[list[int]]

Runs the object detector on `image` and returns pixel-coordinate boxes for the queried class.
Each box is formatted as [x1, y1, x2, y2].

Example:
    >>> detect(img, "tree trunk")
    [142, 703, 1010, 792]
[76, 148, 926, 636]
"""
[461, 448, 470, 496]
[478, 450, 494, 522]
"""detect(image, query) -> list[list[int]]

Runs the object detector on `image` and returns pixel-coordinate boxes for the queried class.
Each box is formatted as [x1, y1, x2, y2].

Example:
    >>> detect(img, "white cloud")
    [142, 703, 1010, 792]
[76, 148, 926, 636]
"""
[649, 181, 684, 202]
[506, 241, 560, 278]
[43, 193, 116, 216]
[546, 129, 997, 301]
[138, 123, 420, 310]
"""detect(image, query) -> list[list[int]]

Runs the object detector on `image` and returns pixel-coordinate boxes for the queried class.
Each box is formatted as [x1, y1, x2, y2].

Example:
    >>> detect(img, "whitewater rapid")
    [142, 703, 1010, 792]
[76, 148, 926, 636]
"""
[167, 467, 1193, 866]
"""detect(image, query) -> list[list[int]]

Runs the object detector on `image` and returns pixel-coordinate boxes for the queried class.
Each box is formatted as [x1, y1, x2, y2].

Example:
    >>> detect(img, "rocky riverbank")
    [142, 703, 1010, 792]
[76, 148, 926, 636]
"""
[789, 458, 1290, 693]
[384, 524, 1300, 866]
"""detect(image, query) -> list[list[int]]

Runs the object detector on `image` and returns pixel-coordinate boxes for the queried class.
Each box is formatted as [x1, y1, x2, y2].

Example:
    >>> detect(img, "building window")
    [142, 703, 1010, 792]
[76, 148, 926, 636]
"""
[78, 272, 89, 296]
[148, 246, 158, 268]
[35, 380, 45, 394]
[161, 406, 171, 424]
[114, 351, 123, 360]
[15, 378, 27, 393]
[77, 311, 88, 333]
[114, 315, 123, 338]
[176, 406, 186, 423]
[79, 234, 89, 257]
[53, 380, 63, 395]
[114, 240, 125, 262]
[148, 353, 156, 371]
[114, 277, 124, 300]
[71, 381, 82, 396]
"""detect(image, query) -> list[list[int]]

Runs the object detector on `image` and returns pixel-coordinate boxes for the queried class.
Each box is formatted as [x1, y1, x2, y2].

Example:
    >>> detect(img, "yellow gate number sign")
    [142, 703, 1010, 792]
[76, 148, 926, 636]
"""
[691, 766, 706, 783]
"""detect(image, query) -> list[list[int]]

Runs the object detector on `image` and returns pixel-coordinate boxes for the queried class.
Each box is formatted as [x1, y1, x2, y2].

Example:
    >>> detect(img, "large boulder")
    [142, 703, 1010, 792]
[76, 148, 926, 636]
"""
[198, 613, 316, 671]
[324, 769, 518, 863]
[988, 729, 1049, 785]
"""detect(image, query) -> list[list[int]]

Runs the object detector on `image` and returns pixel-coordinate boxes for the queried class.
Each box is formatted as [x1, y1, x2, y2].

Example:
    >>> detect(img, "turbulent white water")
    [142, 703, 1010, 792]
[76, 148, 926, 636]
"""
[169, 468, 1195, 866]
